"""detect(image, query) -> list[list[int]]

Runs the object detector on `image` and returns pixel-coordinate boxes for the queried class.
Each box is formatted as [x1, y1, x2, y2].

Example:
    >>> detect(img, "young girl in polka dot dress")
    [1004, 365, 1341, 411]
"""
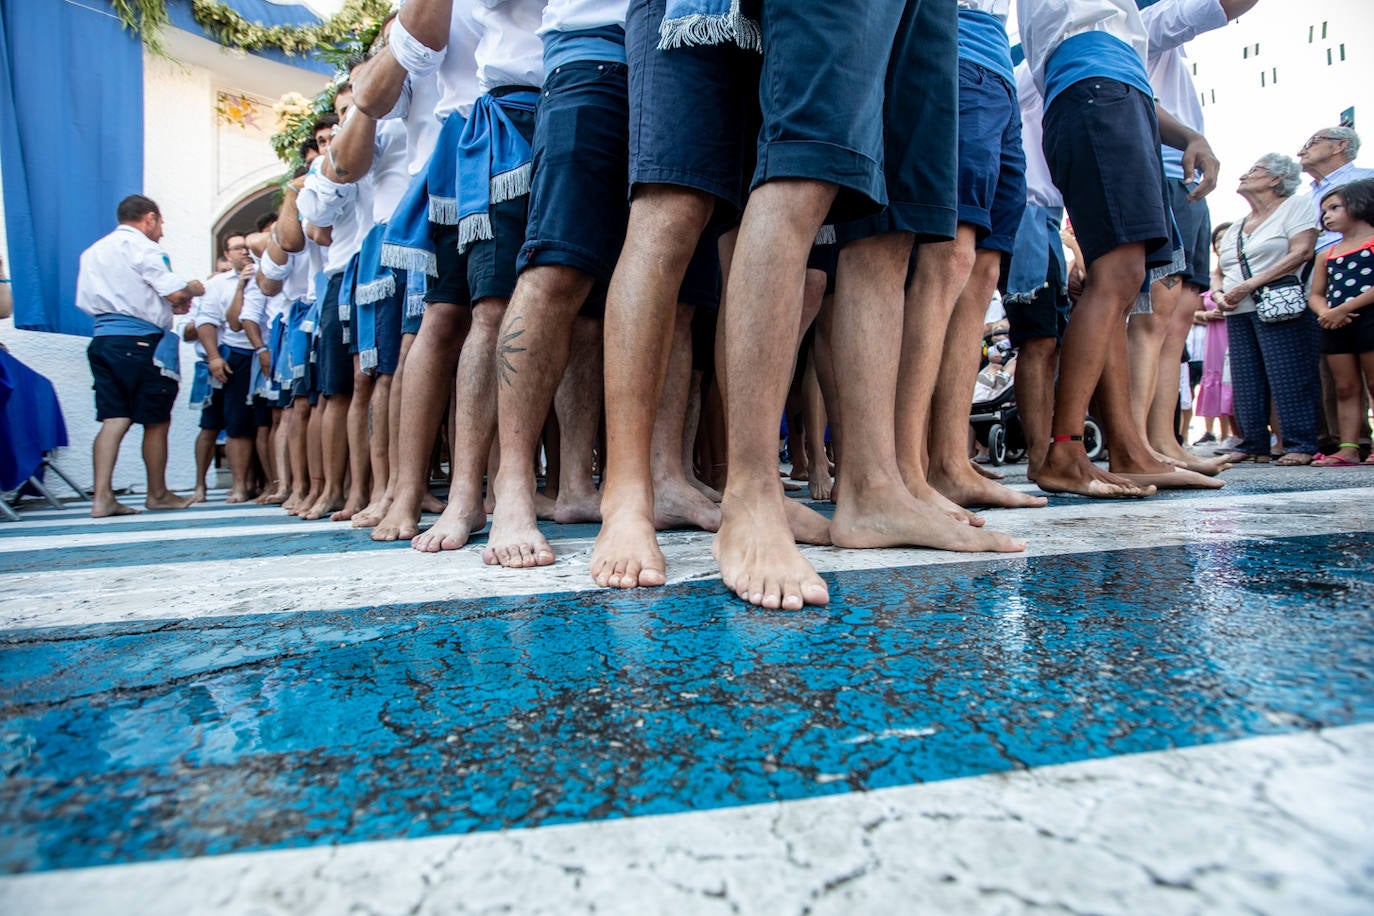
[1311, 178, 1374, 466]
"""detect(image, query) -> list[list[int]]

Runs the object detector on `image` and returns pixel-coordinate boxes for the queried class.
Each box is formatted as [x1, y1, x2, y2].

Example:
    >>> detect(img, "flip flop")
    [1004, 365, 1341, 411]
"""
[1313, 454, 1360, 467]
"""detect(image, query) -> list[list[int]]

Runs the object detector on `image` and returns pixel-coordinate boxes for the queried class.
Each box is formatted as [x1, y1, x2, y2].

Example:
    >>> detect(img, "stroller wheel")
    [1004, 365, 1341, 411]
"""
[989, 423, 1007, 466]
[1083, 417, 1105, 461]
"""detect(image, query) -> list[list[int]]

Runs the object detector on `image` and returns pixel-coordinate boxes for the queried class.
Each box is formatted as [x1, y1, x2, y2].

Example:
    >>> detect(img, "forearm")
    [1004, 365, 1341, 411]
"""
[352, 53, 410, 120]
[1219, 0, 1260, 20]
[1155, 104, 1199, 153]
[397, 0, 452, 57]
[323, 115, 378, 183]
[195, 323, 221, 354]
[276, 188, 306, 253]
[243, 320, 267, 351]
[226, 284, 248, 331]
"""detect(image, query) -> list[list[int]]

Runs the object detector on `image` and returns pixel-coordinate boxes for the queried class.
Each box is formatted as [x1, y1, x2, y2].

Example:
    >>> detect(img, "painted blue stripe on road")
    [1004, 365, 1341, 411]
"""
[2, 532, 1371, 874]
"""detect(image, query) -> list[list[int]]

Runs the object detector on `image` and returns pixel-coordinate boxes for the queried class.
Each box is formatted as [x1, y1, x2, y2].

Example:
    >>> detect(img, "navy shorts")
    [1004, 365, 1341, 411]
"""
[1167, 178, 1212, 289]
[956, 61, 1026, 254]
[680, 228, 722, 311]
[1322, 308, 1374, 355]
[1043, 79, 1172, 269]
[426, 103, 535, 309]
[627, 0, 760, 220]
[87, 334, 177, 426]
[833, 0, 959, 243]
[375, 272, 405, 375]
[199, 347, 258, 438]
[252, 396, 275, 426]
[520, 60, 630, 294]
[317, 272, 354, 398]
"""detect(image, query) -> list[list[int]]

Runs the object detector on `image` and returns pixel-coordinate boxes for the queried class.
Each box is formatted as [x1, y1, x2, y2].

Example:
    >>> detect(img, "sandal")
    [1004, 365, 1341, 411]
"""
[1274, 452, 1314, 467]
[1314, 445, 1362, 467]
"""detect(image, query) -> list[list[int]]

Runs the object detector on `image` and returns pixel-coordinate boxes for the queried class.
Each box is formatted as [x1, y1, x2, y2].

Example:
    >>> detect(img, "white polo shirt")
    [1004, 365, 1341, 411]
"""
[475, 0, 546, 94]
[193, 270, 253, 350]
[76, 225, 190, 330]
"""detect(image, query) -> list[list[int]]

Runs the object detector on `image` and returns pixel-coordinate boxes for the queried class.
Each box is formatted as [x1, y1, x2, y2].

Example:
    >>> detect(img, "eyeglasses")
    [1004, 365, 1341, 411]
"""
[1302, 134, 1345, 148]
[1240, 167, 1271, 179]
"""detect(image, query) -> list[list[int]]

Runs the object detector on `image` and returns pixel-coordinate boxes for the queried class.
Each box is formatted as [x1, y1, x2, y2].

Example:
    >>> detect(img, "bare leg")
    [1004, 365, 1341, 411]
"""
[259, 410, 289, 503]
[826, 234, 1025, 554]
[927, 248, 1047, 509]
[1035, 244, 1157, 498]
[301, 397, 324, 513]
[713, 179, 836, 610]
[302, 389, 351, 519]
[373, 304, 468, 541]
[90, 417, 139, 517]
[142, 421, 194, 510]
[1146, 281, 1229, 474]
[652, 302, 721, 531]
[413, 297, 506, 552]
[1318, 354, 1363, 464]
[592, 186, 715, 588]
[552, 315, 605, 524]
[225, 436, 254, 503]
[253, 422, 274, 500]
[484, 265, 593, 568]
[192, 426, 216, 502]
[801, 352, 832, 501]
[354, 334, 412, 527]
[283, 398, 312, 512]
[1016, 336, 1059, 479]
[331, 360, 374, 521]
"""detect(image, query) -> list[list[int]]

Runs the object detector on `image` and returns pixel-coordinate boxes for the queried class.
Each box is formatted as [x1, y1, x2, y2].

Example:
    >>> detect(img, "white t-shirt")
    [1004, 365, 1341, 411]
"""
[1143, 0, 1227, 181]
[431, 0, 485, 122]
[1016, 0, 1147, 98]
[1216, 193, 1316, 316]
[474, 0, 546, 94]
[372, 118, 411, 223]
[193, 270, 252, 350]
[539, 0, 628, 34]
[75, 225, 190, 330]
[1014, 61, 1061, 209]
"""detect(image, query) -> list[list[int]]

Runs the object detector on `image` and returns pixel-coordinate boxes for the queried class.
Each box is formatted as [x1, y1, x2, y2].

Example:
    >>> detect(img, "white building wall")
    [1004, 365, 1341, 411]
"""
[1, 36, 327, 499]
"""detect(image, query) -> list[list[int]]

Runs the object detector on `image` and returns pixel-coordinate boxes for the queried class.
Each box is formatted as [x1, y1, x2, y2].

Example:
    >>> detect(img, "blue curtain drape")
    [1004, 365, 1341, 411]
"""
[0, 0, 145, 336]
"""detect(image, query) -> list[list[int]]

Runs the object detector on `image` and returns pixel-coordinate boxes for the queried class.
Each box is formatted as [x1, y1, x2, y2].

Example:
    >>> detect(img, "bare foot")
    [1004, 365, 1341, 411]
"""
[330, 497, 367, 522]
[654, 475, 721, 531]
[225, 489, 251, 505]
[532, 491, 557, 521]
[371, 497, 423, 543]
[929, 465, 1048, 510]
[483, 494, 555, 568]
[808, 471, 833, 502]
[145, 492, 196, 511]
[714, 492, 829, 609]
[689, 475, 722, 502]
[553, 488, 602, 525]
[91, 498, 140, 518]
[789, 465, 810, 482]
[351, 496, 392, 528]
[1115, 467, 1225, 490]
[256, 488, 288, 506]
[191, 486, 208, 504]
[591, 496, 667, 588]
[783, 497, 831, 545]
[831, 479, 1025, 553]
[411, 501, 487, 552]
[420, 493, 446, 514]
[906, 479, 986, 527]
[300, 492, 342, 521]
[971, 459, 1004, 481]
[1036, 444, 1155, 499]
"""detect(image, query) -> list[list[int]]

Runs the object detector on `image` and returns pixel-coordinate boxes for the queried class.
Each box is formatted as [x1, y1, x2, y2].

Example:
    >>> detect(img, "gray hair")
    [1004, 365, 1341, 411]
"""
[1255, 153, 1303, 196]
[1321, 125, 1361, 159]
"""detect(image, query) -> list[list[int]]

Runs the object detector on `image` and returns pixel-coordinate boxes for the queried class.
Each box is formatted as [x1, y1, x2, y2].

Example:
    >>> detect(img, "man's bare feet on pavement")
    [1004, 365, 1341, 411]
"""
[1035, 445, 1155, 499]
[351, 496, 391, 528]
[191, 486, 208, 504]
[225, 489, 251, 505]
[411, 501, 487, 552]
[654, 475, 721, 531]
[1115, 466, 1225, 489]
[91, 498, 140, 518]
[591, 497, 667, 588]
[831, 479, 1025, 553]
[929, 463, 1048, 510]
[689, 474, 721, 502]
[532, 491, 557, 520]
[905, 477, 987, 526]
[145, 491, 196, 511]
[807, 471, 833, 502]
[714, 494, 829, 609]
[783, 497, 831, 545]
[484, 489, 556, 568]
[371, 497, 423, 542]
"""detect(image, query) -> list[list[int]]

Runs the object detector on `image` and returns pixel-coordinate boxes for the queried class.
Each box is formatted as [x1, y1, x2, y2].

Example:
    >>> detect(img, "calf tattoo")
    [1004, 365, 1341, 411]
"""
[496, 317, 527, 387]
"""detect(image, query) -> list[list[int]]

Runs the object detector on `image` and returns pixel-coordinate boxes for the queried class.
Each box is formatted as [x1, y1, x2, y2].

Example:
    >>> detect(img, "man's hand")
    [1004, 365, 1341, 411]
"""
[209, 356, 231, 384]
[1182, 136, 1220, 201]
[186, 279, 206, 297]
[257, 348, 272, 375]
[237, 264, 255, 285]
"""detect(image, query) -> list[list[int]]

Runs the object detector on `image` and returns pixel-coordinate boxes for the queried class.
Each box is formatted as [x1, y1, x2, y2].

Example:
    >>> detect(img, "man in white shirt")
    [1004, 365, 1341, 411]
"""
[1298, 126, 1374, 253]
[75, 195, 204, 517]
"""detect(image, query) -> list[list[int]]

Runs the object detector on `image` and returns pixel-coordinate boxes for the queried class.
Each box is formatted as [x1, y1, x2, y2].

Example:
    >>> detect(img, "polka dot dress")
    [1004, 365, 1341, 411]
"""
[1322, 238, 1374, 355]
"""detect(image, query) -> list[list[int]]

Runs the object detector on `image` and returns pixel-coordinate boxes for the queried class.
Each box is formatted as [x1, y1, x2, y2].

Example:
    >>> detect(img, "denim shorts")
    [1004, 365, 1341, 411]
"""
[1042, 79, 1172, 269]
[956, 61, 1026, 255]
[832, 0, 959, 243]
[373, 272, 405, 375]
[87, 334, 177, 425]
[520, 60, 630, 288]
[626, 0, 760, 220]
[1167, 178, 1212, 289]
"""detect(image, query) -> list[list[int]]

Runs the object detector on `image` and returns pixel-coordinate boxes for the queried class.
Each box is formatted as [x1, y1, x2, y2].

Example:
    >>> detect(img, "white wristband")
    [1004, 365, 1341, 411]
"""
[388, 17, 445, 78]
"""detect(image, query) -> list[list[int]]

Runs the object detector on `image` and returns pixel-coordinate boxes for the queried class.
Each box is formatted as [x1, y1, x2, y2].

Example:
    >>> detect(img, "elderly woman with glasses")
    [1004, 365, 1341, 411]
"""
[1211, 154, 1320, 465]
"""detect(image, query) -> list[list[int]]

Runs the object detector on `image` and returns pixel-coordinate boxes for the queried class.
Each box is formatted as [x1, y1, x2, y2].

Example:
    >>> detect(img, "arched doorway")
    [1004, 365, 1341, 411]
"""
[210, 181, 281, 266]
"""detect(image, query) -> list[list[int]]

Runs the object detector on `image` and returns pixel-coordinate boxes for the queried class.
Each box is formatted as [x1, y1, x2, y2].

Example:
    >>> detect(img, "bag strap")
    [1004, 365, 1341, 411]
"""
[1236, 222, 1255, 281]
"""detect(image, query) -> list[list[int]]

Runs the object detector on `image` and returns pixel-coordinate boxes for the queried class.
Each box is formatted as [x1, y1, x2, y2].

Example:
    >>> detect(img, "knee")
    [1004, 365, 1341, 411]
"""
[1333, 379, 1361, 401]
[470, 299, 506, 335]
[519, 264, 591, 309]
[628, 188, 714, 259]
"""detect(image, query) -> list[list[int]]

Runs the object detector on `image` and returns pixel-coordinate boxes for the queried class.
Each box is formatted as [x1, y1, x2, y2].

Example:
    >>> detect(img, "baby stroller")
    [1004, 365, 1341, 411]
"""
[970, 335, 1104, 466]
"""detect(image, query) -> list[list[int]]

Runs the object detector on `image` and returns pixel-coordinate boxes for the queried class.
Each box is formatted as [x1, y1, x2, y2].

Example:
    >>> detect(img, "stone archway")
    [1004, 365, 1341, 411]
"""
[210, 181, 281, 265]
